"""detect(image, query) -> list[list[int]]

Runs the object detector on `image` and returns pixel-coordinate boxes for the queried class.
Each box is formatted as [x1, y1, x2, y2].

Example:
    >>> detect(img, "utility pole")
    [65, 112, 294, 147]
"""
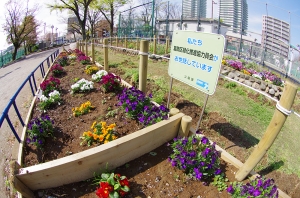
[51, 25, 54, 44]
[197, 0, 201, 31]
[238, 0, 244, 59]
[151, 0, 155, 37]
[211, 0, 217, 19]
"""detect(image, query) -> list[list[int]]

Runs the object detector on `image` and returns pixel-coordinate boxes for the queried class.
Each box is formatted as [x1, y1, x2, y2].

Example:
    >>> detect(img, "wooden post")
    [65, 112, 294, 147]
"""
[9, 161, 34, 198]
[82, 41, 85, 54]
[116, 37, 119, 47]
[170, 108, 180, 117]
[85, 40, 88, 56]
[178, 115, 192, 137]
[76, 41, 79, 49]
[139, 40, 149, 93]
[125, 36, 127, 49]
[235, 81, 298, 181]
[92, 39, 95, 63]
[153, 35, 157, 55]
[104, 38, 108, 71]
[136, 37, 139, 50]
[165, 36, 169, 54]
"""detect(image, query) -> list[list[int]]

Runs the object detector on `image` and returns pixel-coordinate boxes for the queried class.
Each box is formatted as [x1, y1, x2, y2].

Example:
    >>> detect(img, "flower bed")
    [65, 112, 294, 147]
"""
[15, 49, 184, 193]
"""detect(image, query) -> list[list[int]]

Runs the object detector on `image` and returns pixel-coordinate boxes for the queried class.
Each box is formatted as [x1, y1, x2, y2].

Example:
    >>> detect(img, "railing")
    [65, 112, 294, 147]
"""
[0, 49, 59, 143]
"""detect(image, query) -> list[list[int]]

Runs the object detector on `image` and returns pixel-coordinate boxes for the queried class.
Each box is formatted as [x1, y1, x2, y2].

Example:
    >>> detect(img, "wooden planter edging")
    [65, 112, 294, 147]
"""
[16, 113, 184, 191]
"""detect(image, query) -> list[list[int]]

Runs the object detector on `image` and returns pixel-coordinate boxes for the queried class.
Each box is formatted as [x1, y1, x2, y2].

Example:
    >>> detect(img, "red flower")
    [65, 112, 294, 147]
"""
[119, 189, 128, 197]
[96, 182, 113, 198]
[120, 178, 129, 187]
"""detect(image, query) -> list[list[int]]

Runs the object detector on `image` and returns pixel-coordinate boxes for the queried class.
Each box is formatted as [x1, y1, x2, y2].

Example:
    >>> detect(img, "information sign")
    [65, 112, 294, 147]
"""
[168, 30, 225, 95]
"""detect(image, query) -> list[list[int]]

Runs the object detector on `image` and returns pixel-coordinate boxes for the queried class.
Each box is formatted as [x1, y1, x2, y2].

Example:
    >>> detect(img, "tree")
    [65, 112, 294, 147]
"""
[87, 8, 103, 38]
[48, 0, 95, 40]
[97, 0, 130, 37]
[3, 0, 38, 60]
[23, 15, 39, 54]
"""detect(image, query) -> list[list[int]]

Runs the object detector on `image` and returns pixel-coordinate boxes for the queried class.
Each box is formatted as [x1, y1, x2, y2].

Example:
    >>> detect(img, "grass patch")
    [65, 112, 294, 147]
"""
[93, 47, 300, 177]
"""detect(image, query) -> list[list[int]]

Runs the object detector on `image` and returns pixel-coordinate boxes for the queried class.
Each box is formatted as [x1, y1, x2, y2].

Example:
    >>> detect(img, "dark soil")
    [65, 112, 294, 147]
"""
[24, 52, 300, 197]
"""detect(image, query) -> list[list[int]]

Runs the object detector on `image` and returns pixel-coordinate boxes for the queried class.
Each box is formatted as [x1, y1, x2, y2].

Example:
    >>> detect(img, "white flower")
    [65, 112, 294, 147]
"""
[49, 90, 60, 97]
[39, 95, 48, 102]
[71, 78, 94, 92]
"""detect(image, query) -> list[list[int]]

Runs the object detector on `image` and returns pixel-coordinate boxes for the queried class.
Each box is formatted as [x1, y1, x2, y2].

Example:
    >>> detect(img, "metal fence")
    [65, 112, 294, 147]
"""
[225, 40, 300, 84]
[0, 48, 25, 68]
[0, 49, 59, 142]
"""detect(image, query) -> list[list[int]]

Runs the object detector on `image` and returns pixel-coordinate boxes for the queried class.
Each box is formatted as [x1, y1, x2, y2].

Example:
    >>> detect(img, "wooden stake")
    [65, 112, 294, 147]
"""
[165, 36, 169, 54]
[104, 38, 108, 71]
[139, 40, 149, 93]
[82, 41, 85, 54]
[235, 81, 298, 181]
[116, 37, 119, 47]
[178, 115, 192, 137]
[85, 40, 88, 55]
[91, 39, 95, 63]
[153, 35, 157, 54]
[125, 36, 127, 48]
[170, 108, 180, 116]
[9, 161, 34, 198]
[76, 42, 79, 49]
[136, 37, 139, 50]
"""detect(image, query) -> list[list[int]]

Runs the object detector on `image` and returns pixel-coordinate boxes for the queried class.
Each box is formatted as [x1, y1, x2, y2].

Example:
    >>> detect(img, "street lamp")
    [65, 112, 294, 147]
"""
[56, 28, 58, 44]
[51, 25, 54, 43]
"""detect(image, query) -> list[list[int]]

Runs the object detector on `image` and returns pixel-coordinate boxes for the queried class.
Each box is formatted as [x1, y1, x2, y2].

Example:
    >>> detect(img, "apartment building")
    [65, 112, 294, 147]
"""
[261, 15, 290, 58]
[182, 0, 207, 19]
[219, 0, 248, 35]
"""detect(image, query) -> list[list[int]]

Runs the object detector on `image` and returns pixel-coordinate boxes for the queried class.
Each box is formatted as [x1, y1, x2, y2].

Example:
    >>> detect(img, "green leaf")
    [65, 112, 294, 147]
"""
[114, 183, 121, 190]
[107, 176, 115, 186]
[122, 185, 130, 192]
[109, 191, 120, 198]
[101, 173, 110, 180]
[120, 176, 126, 180]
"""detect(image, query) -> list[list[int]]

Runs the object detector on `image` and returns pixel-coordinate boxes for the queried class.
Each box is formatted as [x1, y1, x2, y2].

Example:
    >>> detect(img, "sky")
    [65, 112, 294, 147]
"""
[0, 0, 68, 51]
[1, 0, 300, 51]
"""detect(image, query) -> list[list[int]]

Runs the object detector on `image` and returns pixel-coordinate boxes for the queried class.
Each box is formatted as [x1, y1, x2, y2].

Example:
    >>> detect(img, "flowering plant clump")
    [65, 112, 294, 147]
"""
[84, 65, 99, 75]
[137, 104, 169, 127]
[258, 71, 283, 86]
[99, 73, 122, 92]
[68, 53, 77, 61]
[227, 176, 278, 198]
[74, 49, 84, 57]
[168, 135, 222, 181]
[50, 64, 65, 77]
[26, 115, 54, 149]
[117, 87, 152, 119]
[57, 56, 68, 66]
[80, 121, 117, 146]
[94, 172, 130, 198]
[40, 76, 60, 96]
[71, 78, 94, 93]
[72, 101, 95, 117]
[78, 55, 91, 65]
[92, 70, 108, 82]
[226, 60, 244, 71]
[38, 90, 61, 110]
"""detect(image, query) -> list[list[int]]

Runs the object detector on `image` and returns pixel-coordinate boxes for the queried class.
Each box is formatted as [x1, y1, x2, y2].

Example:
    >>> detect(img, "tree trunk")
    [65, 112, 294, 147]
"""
[12, 47, 18, 61]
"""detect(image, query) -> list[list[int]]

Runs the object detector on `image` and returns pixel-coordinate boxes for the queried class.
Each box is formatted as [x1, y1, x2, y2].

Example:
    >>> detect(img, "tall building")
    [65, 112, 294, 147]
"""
[182, 0, 207, 19]
[261, 15, 290, 58]
[219, 0, 248, 35]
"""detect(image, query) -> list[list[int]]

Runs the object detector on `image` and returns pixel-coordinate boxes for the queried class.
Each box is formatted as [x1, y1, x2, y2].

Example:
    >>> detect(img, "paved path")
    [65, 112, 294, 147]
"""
[0, 48, 60, 197]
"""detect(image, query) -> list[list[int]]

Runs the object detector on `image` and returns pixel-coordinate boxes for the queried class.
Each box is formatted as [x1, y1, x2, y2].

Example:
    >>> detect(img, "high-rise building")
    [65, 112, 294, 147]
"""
[219, 0, 248, 35]
[182, 0, 207, 19]
[261, 15, 290, 58]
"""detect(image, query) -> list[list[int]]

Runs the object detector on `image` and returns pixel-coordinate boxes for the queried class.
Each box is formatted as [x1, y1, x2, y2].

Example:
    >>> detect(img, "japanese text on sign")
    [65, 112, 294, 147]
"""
[174, 56, 213, 73]
[173, 46, 219, 62]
